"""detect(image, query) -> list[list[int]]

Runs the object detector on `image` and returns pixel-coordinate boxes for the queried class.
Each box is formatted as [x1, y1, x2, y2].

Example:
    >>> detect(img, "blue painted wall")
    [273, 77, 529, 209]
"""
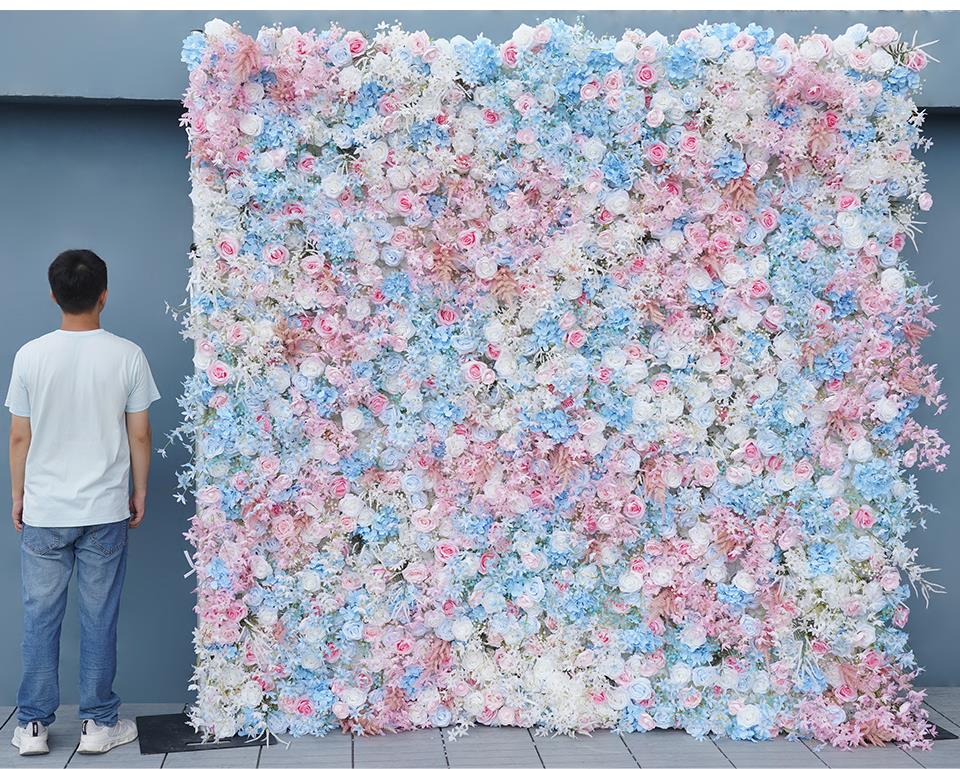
[0, 11, 957, 705]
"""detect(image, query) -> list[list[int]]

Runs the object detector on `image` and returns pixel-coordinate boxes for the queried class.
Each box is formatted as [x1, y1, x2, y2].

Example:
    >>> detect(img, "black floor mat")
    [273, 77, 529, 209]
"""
[136, 712, 276, 754]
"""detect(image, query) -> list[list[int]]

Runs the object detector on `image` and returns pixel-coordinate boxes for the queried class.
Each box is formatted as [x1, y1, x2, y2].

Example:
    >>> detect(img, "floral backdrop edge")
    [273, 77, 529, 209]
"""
[172, 16, 949, 749]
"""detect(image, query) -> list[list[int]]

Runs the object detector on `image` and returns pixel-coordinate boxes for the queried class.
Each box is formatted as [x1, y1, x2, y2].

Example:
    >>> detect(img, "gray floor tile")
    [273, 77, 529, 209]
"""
[622, 729, 732, 768]
[901, 707, 960, 769]
[533, 731, 636, 768]
[443, 726, 542, 768]
[355, 728, 445, 768]
[712, 736, 826, 768]
[801, 739, 921, 768]
[258, 731, 351, 768]
[161, 745, 260, 768]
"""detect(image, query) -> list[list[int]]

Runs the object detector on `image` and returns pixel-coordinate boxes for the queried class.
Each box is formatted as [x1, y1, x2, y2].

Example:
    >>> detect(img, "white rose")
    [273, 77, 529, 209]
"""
[721, 262, 746, 286]
[702, 36, 723, 59]
[848, 437, 873, 462]
[687, 266, 712, 292]
[869, 49, 894, 74]
[239, 680, 262, 707]
[338, 65, 362, 91]
[651, 566, 673, 587]
[346, 298, 370, 321]
[341, 408, 364, 433]
[733, 571, 757, 593]
[512, 24, 534, 48]
[242, 82, 264, 102]
[880, 267, 905, 294]
[342, 687, 366, 708]
[729, 49, 756, 73]
[755, 374, 779, 400]
[299, 357, 325, 378]
[605, 189, 630, 215]
[799, 38, 827, 61]
[689, 522, 712, 546]
[602, 348, 628, 369]
[451, 618, 473, 641]
[300, 570, 322, 592]
[203, 18, 233, 38]
[339, 494, 363, 516]
[618, 571, 642, 593]
[874, 397, 899, 422]
[475, 257, 498, 280]
[445, 434, 467, 458]
[670, 664, 692, 686]
[737, 704, 761, 728]
[321, 174, 346, 198]
[239, 114, 263, 136]
[613, 39, 637, 63]
[582, 138, 606, 161]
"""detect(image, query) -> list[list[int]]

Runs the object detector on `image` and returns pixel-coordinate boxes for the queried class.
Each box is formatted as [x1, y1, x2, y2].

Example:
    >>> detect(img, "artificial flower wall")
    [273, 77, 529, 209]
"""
[178, 18, 947, 747]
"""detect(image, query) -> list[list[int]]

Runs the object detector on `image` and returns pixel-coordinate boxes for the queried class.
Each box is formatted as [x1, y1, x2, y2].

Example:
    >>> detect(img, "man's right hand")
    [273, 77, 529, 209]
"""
[129, 493, 146, 528]
[11, 498, 23, 533]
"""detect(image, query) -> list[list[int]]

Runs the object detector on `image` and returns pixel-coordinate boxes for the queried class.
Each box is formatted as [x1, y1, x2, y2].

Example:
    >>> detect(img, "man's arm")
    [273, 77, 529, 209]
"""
[9, 415, 30, 532]
[125, 409, 151, 529]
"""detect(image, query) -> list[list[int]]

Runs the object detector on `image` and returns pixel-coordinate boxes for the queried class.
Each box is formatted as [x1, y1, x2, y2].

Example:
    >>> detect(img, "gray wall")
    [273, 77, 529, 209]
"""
[0, 102, 196, 703]
[0, 11, 957, 705]
[2, 10, 959, 107]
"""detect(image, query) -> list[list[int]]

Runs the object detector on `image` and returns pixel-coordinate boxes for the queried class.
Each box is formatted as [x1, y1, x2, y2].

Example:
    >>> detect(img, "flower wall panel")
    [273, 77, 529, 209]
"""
[179, 18, 947, 746]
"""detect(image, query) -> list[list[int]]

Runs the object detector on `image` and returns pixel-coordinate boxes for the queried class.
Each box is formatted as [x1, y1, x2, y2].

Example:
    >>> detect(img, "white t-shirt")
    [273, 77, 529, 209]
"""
[4, 328, 161, 527]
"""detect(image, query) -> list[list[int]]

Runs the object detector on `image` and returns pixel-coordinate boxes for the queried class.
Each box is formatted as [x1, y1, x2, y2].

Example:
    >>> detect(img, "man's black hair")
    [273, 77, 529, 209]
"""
[48, 249, 108, 314]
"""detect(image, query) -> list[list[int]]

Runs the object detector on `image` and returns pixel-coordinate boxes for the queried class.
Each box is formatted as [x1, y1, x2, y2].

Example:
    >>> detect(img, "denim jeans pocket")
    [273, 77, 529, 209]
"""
[21, 526, 61, 556]
[89, 521, 128, 557]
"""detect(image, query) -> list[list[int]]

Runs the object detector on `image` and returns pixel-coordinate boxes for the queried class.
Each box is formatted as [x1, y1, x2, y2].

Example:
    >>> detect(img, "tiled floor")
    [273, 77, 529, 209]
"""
[2, 689, 960, 768]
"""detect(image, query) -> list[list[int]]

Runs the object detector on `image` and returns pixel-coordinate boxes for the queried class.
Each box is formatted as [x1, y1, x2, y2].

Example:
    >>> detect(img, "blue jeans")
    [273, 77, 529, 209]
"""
[17, 520, 128, 727]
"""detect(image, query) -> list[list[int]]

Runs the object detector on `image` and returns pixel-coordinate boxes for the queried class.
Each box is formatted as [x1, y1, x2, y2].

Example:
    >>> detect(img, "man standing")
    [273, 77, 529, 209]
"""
[5, 249, 160, 756]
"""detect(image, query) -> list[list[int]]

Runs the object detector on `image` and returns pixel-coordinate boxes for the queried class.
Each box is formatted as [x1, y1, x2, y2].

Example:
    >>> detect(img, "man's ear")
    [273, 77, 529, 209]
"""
[50, 291, 57, 305]
[99, 288, 108, 310]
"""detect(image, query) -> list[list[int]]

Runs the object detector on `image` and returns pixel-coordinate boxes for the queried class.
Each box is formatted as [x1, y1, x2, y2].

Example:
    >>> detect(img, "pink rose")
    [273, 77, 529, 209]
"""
[435, 541, 458, 562]
[905, 49, 927, 71]
[216, 235, 239, 259]
[345, 32, 367, 57]
[853, 505, 876, 529]
[273, 514, 295, 538]
[263, 244, 288, 265]
[646, 142, 668, 165]
[651, 374, 671, 394]
[314, 314, 339, 338]
[457, 228, 479, 250]
[378, 94, 399, 116]
[367, 393, 389, 415]
[679, 133, 699, 155]
[580, 79, 601, 100]
[462, 360, 485, 384]
[206, 360, 231, 386]
[758, 208, 779, 231]
[258, 455, 280, 476]
[227, 324, 248, 345]
[501, 41, 518, 68]
[437, 306, 459, 325]
[634, 64, 657, 87]
[301, 254, 324, 275]
[329, 476, 349, 498]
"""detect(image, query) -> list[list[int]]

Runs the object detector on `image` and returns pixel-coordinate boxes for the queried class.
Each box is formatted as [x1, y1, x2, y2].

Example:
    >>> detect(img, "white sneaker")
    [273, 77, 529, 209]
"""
[11, 721, 49, 756]
[77, 718, 138, 754]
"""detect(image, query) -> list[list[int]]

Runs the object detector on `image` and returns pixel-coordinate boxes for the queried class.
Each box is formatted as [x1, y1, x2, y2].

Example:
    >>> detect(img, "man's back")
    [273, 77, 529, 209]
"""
[5, 328, 160, 527]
